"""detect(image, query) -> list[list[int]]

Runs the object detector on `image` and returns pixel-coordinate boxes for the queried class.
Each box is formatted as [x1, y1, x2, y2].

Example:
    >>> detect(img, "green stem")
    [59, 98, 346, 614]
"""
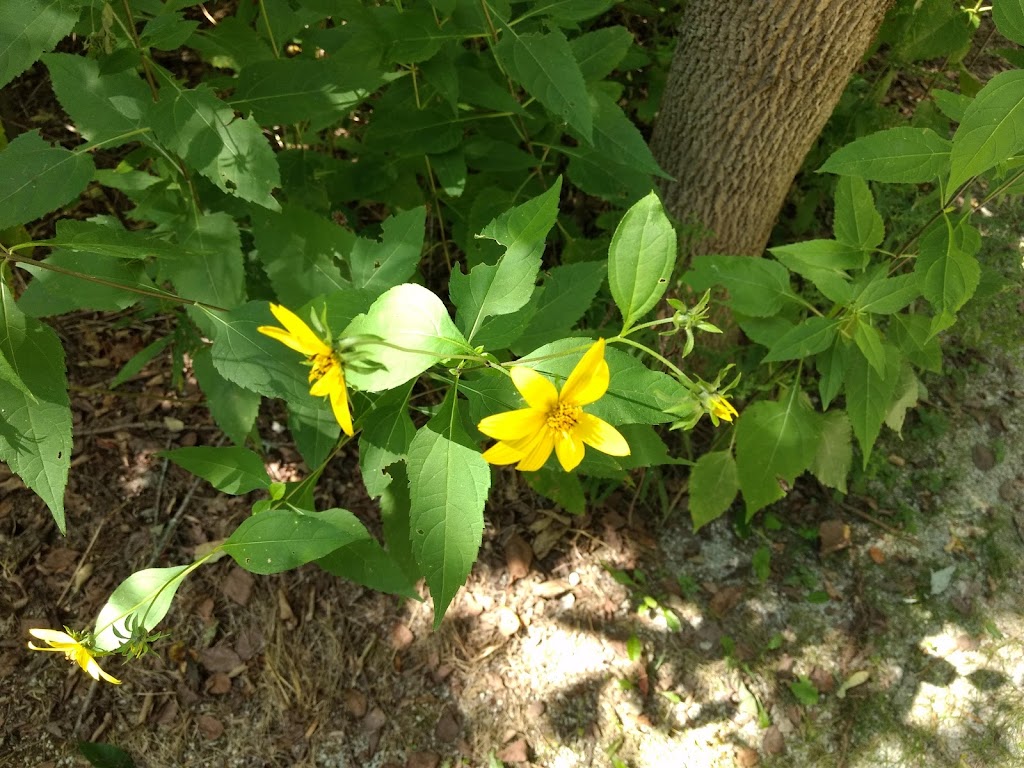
[610, 336, 695, 387]
[258, 0, 280, 58]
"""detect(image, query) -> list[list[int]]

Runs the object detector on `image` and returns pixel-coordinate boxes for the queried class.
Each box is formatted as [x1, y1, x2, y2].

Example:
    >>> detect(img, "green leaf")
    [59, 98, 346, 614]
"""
[189, 15, 275, 70]
[608, 191, 676, 330]
[377, 460, 421, 585]
[685, 255, 795, 317]
[576, 89, 667, 180]
[932, 89, 971, 123]
[224, 507, 367, 575]
[770, 240, 860, 304]
[752, 546, 771, 582]
[407, 390, 490, 625]
[0, 280, 71, 533]
[140, 12, 198, 50]
[316, 535, 419, 598]
[525, 468, 586, 514]
[853, 273, 919, 315]
[817, 339, 850, 409]
[735, 389, 821, 519]
[231, 57, 377, 130]
[170, 212, 246, 311]
[251, 205, 352, 307]
[359, 384, 415, 499]
[890, 313, 942, 373]
[0, 0, 79, 89]
[512, 261, 607, 354]
[834, 177, 883, 251]
[149, 78, 280, 210]
[894, 1, 971, 63]
[948, 71, 1024, 191]
[364, 80, 462, 157]
[819, 127, 951, 183]
[40, 218, 181, 260]
[191, 346, 260, 445]
[914, 216, 981, 334]
[287, 398, 340, 469]
[78, 742, 134, 768]
[810, 411, 852, 493]
[161, 446, 270, 494]
[0, 131, 94, 231]
[852, 318, 886, 376]
[451, 179, 561, 341]
[494, 27, 592, 142]
[995, 0, 1024, 46]
[44, 54, 150, 146]
[689, 450, 739, 531]
[349, 207, 426, 293]
[93, 565, 191, 651]
[790, 675, 820, 707]
[570, 26, 633, 82]
[846, 344, 900, 468]
[17, 250, 151, 316]
[885, 362, 921, 436]
[762, 317, 840, 362]
[109, 335, 171, 390]
[0, 346, 36, 402]
[344, 283, 470, 392]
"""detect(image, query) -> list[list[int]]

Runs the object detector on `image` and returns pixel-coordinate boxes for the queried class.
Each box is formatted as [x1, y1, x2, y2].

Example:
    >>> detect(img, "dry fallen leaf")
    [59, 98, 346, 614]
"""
[498, 737, 529, 763]
[196, 714, 224, 740]
[504, 533, 533, 582]
[868, 546, 885, 564]
[818, 520, 851, 557]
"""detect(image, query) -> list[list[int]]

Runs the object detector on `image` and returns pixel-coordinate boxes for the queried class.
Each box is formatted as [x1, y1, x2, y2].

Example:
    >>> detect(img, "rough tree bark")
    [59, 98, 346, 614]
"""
[650, 0, 893, 258]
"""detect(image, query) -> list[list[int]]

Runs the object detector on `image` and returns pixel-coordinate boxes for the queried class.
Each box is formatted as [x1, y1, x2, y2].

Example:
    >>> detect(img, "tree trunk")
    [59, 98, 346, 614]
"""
[651, 0, 892, 258]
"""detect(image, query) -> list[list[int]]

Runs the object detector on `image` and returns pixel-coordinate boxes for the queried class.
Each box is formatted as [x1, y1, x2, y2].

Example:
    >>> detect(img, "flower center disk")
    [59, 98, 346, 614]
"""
[308, 351, 336, 383]
[546, 401, 581, 434]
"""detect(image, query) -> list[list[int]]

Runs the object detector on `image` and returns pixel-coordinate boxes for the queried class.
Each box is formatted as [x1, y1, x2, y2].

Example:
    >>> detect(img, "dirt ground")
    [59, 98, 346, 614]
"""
[2, 244, 1023, 768]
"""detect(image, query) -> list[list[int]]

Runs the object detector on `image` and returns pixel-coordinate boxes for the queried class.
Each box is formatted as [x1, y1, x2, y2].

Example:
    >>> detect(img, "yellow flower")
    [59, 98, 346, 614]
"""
[28, 628, 121, 685]
[478, 339, 630, 472]
[257, 303, 353, 436]
[708, 393, 738, 423]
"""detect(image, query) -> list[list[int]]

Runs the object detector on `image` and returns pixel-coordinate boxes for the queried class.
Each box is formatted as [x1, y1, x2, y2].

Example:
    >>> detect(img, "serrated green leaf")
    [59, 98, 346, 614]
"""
[884, 362, 920, 436]
[995, 0, 1024, 46]
[0, 280, 71, 532]
[0, 131, 94, 231]
[853, 273, 919, 315]
[608, 191, 676, 330]
[511, 261, 606, 354]
[932, 89, 971, 123]
[890, 313, 942, 372]
[834, 177, 883, 251]
[685, 255, 795, 317]
[140, 12, 198, 50]
[570, 26, 633, 82]
[0, 0, 79, 89]
[359, 384, 415, 499]
[894, 1, 971, 63]
[350, 207, 425, 293]
[377, 460, 421, 585]
[852, 318, 886, 376]
[819, 127, 951, 183]
[914, 216, 981, 333]
[344, 283, 470, 392]
[689, 450, 738, 531]
[817, 339, 850, 409]
[170, 212, 245, 313]
[790, 675, 820, 707]
[161, 446, 270, 494]
[189, 15, 275, 69]
[40, 218, 181, 260]
[231, 57, 377, 129]
[770, 240, 862, 304]
[529, 0, 616, 23]
[287, 398, 340, 469]
[224, 507, 367, 575]
[846, 344, 900, 469]
[570, 89, 667, 180]
[44, 54, 150, 146]
[735, 389, 821, 519]
[0, 346, 36, 402]
[93, 565, 190, 651]
[810, 411, 852, 493]
[149, 77, 280, 210]
[191, 346, 260, 445]
[251, 205, 352, 307]
[316, 535, 419, 598]
[17, 250, 151, 316]
[451, 180, 561, 341]
[494, 27, 592, 142]
[364, 80, 462, 156]
[407, 390, 489, 625]
[525, 468, 586, 514]
[564, 142, 654, 205]
[762, 317, 840, 362]
[948, 71, 1024, 191]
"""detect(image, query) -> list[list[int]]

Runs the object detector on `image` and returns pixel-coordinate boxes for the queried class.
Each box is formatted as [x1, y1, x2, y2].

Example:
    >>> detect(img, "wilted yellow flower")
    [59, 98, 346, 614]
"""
[478, 339, 630, 472]
[258, 303, 353, 436]
[28, 628, 121, 685]
[708, 393, 738, 423]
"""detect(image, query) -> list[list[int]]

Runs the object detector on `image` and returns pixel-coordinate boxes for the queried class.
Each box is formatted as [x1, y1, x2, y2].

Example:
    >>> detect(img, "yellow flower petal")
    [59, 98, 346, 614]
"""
[330, 381, 353, 437]
[268, 304, 332, 356]
[554, 432, 585, 471]
[83, 654, 122, 685]
[256, 324, 313, 355]
[710, 394, 738, 422]
[478, 409, 546, 441]
[515, 430, 555, 472]
[509, 366, 558, 411]
[559, 339, 610, 406]
[576, 413, 630, 457]
[481, 441, 526, 466]
[28, 628, 121, 685]
[28, 628, 76, 645]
